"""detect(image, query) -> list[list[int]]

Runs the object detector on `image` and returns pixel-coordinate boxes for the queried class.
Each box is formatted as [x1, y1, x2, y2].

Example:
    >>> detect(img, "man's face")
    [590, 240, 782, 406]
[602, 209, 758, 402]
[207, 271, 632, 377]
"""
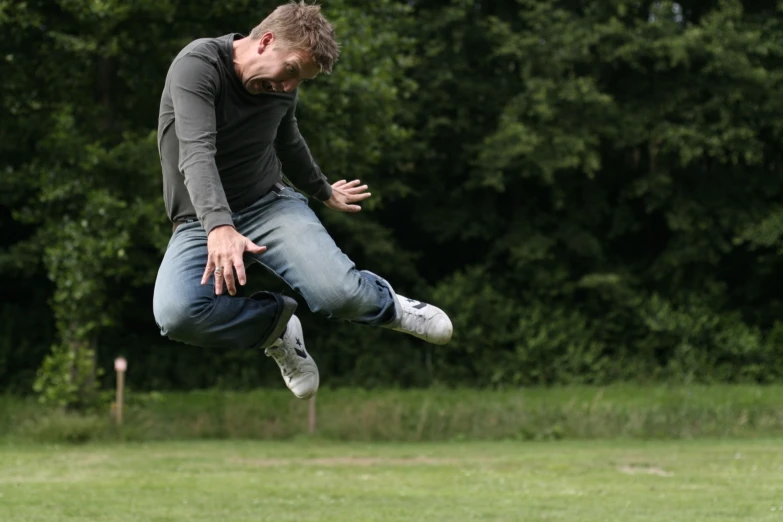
[243, 32, 320, 95]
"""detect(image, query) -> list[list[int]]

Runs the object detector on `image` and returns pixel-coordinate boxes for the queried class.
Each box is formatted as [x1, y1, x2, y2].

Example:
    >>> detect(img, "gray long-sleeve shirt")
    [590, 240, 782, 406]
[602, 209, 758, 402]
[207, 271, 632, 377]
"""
[157, 33, 333, 234]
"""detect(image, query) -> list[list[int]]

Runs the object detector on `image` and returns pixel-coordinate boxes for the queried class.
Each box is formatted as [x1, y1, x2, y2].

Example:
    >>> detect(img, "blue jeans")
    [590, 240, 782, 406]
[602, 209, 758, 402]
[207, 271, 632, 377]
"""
[152, 186, 399, 350]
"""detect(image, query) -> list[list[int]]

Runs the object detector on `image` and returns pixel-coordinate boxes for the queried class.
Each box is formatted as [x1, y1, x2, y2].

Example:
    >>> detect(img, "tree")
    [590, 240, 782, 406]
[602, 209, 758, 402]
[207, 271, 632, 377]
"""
[0, 0, 422, 401]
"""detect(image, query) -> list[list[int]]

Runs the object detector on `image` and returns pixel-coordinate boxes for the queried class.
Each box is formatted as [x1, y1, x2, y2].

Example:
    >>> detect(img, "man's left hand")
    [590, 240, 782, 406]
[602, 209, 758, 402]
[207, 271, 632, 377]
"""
[324, 179, 371, 212]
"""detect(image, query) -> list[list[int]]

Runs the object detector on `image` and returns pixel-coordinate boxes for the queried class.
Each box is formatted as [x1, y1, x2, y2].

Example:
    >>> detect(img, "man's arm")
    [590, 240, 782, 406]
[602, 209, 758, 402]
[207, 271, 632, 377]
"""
[274, 92, 333, 202]
[170, 55, 233, 235]
[170, 54, 265, 296]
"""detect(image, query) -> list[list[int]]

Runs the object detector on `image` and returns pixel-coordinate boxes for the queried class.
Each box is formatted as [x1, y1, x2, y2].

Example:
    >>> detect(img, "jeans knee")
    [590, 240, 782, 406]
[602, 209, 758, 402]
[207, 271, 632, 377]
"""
[154, 293, 212, 343]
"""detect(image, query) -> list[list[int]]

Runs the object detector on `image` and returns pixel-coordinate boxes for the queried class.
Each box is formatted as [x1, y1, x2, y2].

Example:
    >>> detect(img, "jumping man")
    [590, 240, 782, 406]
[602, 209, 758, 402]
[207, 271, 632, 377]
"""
[152, 1, 453, 399]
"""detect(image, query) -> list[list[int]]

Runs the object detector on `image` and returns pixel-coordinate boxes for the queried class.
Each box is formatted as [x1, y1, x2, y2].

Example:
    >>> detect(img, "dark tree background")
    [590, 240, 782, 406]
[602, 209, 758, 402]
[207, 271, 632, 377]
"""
[2, 0, 782, 402]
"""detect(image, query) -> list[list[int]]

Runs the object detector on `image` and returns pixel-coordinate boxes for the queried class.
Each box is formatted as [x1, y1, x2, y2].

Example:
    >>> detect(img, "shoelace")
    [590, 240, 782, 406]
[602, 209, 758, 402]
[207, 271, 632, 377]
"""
[267, 348, 294, 377]
[401, 309, 428, 334]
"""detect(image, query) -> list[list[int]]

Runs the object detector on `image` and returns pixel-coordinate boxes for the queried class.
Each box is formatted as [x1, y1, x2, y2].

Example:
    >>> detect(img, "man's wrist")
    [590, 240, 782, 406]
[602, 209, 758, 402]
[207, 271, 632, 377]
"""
[207, 224, 236, 237]
[311, 180, 333, 202]
[203, 211, 235, 236]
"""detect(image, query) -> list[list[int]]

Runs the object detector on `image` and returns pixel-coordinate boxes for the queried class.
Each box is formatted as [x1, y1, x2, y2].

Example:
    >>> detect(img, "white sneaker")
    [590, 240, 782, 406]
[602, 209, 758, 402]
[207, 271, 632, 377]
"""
[391, 295, 453, 345]
[265, 315, 319, 399]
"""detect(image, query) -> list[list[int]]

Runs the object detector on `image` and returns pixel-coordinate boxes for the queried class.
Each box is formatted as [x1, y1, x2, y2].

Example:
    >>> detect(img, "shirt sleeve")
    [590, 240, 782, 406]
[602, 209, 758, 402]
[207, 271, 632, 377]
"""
[274, 92, 333, 202]
[170, 54, 234, 234]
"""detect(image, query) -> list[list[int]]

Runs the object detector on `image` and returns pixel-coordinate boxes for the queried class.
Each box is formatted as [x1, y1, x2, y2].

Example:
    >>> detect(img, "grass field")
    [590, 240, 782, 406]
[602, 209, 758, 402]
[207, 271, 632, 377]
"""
[0, 439, 781, 521]
[5, 385, 783, 443]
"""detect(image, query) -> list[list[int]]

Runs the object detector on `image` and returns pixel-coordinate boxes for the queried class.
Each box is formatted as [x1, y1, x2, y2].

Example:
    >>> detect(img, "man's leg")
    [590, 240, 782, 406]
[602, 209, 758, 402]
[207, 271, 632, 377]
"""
[152, 219, 296, 351]
[235, 186, 452, 344]
[236, 187, 396, 325]
[152, 213, 319, 399]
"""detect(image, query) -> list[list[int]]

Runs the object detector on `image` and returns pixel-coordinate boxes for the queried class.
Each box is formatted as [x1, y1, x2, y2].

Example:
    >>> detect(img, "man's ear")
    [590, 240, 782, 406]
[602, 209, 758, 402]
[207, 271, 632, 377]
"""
[257, 32, 274, 54]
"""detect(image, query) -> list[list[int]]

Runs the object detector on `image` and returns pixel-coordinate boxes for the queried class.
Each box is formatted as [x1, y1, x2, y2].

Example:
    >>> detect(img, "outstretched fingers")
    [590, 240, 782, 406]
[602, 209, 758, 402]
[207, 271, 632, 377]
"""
[344, 184, 369, 195]
[201, 263, 217, 287]
[332, 179, 365, 190]
[349, 191, 372, 201]
[201, 242, 269, 296]
[203, 261, 230, 296]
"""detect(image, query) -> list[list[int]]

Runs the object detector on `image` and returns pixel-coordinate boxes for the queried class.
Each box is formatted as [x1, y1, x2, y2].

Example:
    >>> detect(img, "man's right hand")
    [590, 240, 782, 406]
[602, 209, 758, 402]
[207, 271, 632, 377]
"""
[201, 225, 267, 296]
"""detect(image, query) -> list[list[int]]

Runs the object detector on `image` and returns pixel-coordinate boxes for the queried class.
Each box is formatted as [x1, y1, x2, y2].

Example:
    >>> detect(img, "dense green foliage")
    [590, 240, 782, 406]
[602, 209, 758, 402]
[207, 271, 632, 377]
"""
[2, 0, 783, 397]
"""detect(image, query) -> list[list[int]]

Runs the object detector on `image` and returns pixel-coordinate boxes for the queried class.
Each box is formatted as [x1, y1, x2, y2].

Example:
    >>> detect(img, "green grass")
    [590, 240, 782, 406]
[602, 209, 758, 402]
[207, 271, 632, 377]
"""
[3, 385, 783, 443]
[0, 439, 782, 521]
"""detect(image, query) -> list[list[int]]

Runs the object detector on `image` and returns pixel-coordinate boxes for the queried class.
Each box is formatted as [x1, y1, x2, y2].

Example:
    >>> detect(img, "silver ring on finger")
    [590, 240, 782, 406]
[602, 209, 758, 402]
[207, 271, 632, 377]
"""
[214, 267, 223, 274]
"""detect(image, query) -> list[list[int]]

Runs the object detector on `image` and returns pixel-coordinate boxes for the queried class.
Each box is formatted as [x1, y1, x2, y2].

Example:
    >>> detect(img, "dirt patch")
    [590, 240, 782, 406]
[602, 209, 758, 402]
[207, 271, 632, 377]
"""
[618, 464, 673, 477]
[230, 456, 464, 467]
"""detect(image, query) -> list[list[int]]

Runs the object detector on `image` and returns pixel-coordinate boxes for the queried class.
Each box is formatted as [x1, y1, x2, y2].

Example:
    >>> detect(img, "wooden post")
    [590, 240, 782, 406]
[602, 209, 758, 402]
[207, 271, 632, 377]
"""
[114, 357, 127, 425]
[308, 395, 316, 434]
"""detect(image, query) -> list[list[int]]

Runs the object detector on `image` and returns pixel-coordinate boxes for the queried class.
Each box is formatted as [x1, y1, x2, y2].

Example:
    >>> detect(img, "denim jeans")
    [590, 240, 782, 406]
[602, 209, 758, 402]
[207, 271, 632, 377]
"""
[152, 186, 399, 350]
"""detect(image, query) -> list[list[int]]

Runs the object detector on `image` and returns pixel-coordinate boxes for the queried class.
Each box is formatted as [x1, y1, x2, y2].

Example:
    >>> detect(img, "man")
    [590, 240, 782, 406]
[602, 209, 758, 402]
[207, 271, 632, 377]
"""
[152, 1, 452, 400]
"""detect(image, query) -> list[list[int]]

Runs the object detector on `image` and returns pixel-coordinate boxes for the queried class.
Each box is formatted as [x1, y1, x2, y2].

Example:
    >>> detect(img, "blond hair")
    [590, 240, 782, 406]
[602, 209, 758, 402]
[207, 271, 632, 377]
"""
[250, 1, 340, 74]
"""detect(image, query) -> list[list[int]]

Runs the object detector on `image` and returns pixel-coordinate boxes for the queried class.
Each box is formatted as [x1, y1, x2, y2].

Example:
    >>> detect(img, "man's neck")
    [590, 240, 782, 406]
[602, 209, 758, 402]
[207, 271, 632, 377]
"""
[232, 37, 250, 79]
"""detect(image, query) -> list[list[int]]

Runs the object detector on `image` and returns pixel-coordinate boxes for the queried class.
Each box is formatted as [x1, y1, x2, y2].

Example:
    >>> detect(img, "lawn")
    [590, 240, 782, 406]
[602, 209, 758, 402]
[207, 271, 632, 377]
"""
[0, 439, 781, 521]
